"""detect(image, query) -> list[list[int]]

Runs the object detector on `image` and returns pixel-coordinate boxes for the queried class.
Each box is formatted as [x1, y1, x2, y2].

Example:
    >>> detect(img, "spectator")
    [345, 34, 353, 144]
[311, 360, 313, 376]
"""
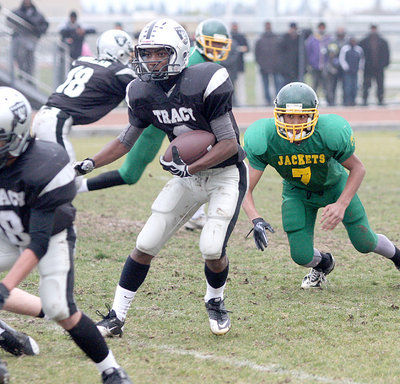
[8, 0, 48, 78]
[339, 37, 364, 106]
[359, 25, 390, 106]
[305, 22, 332, 103]
[59, 10, 96, 63]
[323, 42, 341, 106]
[230, 22, 249, 106]
[255, 21, 284, 105]
[332, 27, 348, 104]
[279, 22, 304, 85]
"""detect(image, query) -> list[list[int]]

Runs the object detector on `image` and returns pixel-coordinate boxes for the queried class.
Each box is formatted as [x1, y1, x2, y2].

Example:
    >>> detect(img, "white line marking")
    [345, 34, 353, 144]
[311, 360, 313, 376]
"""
[146, 343, 366, 384]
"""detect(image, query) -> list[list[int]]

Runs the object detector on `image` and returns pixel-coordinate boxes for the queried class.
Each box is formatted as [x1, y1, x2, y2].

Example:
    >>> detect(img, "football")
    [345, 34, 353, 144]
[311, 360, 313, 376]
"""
[163, 130, 216, 164]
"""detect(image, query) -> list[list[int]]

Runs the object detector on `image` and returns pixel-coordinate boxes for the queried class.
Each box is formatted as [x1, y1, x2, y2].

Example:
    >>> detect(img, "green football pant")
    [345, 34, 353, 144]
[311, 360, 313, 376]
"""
[118, 124, 166, 185]
[281, 174, 378, 266]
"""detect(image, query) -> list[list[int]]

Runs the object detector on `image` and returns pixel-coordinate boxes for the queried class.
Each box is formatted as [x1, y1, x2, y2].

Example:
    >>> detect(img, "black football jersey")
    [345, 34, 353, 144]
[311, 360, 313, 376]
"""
[126, 62, 245, 167]
[0, 139, 76, 258]
[47, 57, 135, 125]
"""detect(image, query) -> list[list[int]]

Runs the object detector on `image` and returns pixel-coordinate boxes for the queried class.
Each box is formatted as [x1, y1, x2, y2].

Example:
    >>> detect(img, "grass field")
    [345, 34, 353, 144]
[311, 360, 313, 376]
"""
[1, 130, 400, 384]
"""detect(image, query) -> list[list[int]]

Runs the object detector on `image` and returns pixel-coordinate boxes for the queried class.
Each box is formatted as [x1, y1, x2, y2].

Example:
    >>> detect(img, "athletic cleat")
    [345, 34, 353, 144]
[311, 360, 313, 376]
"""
[96, 305, 124, 338]
[184, 213, 207, 231]
[101, 367, 132, 384]
[0, 320, 39, 356]
[205, 297, 231, 335]
[301, 253, 335, 289]
[0, 359, 9, 384]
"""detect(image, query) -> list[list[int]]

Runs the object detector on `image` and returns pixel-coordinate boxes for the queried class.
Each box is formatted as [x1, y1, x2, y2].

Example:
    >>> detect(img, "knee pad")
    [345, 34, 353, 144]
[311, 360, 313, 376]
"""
[199, 217, 229, 260]
[136, 213, 168, 256]
[39, 274, 70, 321]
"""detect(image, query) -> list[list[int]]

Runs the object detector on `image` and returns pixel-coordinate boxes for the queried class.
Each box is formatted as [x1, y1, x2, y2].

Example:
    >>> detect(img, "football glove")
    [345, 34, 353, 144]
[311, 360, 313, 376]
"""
[0, 283, 10, 310]
[246, 217, 275, 251]
[73, 158, 95, 176]
[159, 146, 192, 178]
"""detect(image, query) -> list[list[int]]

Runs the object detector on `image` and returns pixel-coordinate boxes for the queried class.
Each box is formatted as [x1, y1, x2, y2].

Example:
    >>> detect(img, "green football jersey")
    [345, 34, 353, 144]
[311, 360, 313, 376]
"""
[188, 47, 207, 65]
[244, 114, 356, 192]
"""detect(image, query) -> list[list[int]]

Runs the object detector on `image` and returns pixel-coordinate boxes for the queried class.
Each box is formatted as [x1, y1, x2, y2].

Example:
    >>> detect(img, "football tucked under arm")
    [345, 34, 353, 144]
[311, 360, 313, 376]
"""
[163, 130, 216, 165]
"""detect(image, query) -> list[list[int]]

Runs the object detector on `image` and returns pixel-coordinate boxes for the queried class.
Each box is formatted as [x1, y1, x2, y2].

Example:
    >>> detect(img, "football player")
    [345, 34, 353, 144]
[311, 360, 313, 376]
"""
[74, 19, 247, 336]
[0, 87, 132, 384]
[31, 29, 135, 188]
[79, 19, 232, 230]
[242, 82, 400, 288]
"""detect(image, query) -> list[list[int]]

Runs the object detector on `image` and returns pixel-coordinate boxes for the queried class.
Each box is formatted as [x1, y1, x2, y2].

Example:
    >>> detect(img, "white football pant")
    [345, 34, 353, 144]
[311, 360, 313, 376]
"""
[136, 162, 248, 260]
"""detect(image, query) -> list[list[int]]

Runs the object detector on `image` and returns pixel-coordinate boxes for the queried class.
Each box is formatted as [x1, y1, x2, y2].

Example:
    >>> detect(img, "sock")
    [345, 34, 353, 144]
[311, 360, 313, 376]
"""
[390, 246, 400, 268]
[304, 248, 323, 268]
[77, 178, 89, 193]
[96, 350, 120, 374]
[191, 204, 206, 220]
[67, 313, 110, 364]
[112, 257, 150, 321]
[315, 252, 332, 272]
[112, 285, 136, 322]
[87, 170, 126, 191]
[374, 234, 396, 258]
[204, 263, 229, 302]
[36, 309, 45, 318]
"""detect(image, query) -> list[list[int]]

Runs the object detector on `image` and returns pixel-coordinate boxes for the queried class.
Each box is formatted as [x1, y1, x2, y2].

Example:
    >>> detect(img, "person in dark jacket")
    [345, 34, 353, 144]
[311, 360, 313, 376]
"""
[339, 37, 364, 106]
[279, 22, 304, 85]
[255, 22, 284, 105]
[359, 25, 390, 105]
[8, 0, 48, 77]
[59, 10, 96, 63]
[230, 22, 249, 106]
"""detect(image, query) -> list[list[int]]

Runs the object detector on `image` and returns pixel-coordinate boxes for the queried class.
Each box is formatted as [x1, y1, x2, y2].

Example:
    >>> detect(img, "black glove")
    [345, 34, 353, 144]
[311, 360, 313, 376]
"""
[0, 283, 10, 310]
[159, 146, 191, 178]
[73, 158, 95, 176]
[246, 217, 275, 251]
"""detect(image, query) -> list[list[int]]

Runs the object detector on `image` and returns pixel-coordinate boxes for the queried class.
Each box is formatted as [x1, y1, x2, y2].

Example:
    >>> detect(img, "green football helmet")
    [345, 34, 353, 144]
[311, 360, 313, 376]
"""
[195, 19, 231, 62]
[274, 82, 319, 143]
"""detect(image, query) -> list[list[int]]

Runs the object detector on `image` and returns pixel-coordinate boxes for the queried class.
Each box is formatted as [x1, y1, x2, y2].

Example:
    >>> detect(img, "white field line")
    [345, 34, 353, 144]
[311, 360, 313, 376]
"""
[147, 343, 366, 384]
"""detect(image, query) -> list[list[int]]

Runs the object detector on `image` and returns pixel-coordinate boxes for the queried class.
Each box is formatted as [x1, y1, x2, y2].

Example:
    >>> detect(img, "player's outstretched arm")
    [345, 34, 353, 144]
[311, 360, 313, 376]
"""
[320, 154, 366, 230]
[242, 164, 275, 251]
[0, 249, 39, 309]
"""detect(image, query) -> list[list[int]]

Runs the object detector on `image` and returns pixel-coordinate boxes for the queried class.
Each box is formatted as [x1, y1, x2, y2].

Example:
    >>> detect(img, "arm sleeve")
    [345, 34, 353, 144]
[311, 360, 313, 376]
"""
[210, 113, 236, 142]
[118, 124, 145, 148]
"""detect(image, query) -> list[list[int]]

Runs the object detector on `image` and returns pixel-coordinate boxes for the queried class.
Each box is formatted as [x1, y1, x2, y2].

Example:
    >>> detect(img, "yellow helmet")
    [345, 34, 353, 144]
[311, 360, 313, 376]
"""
[274, 82, 319, 143]
[195, 19, 232, 62]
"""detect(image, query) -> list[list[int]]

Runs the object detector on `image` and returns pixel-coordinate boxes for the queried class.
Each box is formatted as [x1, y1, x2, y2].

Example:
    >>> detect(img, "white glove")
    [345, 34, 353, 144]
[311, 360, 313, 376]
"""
[159, 146, 191, 178]
[73, 158, 95, 176]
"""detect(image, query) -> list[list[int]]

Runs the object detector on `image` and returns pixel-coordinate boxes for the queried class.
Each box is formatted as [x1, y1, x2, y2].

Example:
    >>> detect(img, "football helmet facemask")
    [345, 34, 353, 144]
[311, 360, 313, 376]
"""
[195, 19, 231, 62]
[97, 29, 134, 65]
[0, 87, 32, 169]
[133, 18, 190, 81]
[274, 82, 319, 143]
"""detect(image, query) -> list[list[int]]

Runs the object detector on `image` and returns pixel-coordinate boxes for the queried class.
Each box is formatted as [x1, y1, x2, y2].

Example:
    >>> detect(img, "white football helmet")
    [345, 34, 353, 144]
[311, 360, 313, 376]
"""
[97, 29, 134, 65]
[133, 18, 190, 81]
[0, 87, 32, 169]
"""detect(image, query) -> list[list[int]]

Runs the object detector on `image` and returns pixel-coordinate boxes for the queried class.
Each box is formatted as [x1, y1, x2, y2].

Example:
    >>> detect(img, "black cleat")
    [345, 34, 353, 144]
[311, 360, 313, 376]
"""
[301, 253, 335, 289]
[205, 298, 231, 335]
[96, 305, 124, 338]
[101, 367, 132, 384]
[0, 320, 39, 356]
